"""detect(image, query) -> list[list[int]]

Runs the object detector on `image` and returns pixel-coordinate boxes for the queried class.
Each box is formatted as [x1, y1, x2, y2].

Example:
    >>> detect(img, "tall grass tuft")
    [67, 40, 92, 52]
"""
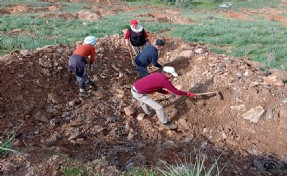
[0, 132, 18, 157]
[156, 153, 222, 176]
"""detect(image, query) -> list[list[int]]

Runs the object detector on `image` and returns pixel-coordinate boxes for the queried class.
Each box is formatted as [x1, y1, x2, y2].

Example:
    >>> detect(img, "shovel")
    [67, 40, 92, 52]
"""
[126, 43, 135, 66]
[122, 29, 135, 66]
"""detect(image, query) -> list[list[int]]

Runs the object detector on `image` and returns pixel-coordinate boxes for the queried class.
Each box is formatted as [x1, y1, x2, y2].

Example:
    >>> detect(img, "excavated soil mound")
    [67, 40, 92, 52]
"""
[1, 35, 287, 175]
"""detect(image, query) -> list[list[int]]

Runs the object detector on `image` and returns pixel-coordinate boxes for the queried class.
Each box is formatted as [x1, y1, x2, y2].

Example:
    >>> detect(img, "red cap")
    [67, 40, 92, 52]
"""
[130, 20, 138, 25]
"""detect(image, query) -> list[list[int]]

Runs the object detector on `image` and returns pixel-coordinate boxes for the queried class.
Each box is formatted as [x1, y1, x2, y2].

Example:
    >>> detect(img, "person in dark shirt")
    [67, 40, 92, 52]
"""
[68, 36, 96, 97]
[131, 66, 196, 130]
[125, 20, 149, 55]
[134, 39, 165, 77]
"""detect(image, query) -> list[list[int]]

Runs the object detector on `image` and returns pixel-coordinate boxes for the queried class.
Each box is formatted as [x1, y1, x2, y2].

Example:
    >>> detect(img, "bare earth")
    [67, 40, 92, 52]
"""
[1, 1, 287, 176]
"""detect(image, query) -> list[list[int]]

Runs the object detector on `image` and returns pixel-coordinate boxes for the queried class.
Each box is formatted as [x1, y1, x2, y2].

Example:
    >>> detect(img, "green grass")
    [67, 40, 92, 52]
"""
[0, 132, 17, 157]
[126, 152, 223, 176]
[170, 11, 287, 70]
[155, 153, 222, 176]
[128, 167, 159, 176]
[1, 0, 287, 71]
[0, 0, 49, 5]
[60, 165, 86, 176]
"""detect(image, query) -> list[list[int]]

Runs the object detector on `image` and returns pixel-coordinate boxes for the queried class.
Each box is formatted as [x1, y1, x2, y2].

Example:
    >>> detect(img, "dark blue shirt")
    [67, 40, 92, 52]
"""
[134, 45, 162, 68]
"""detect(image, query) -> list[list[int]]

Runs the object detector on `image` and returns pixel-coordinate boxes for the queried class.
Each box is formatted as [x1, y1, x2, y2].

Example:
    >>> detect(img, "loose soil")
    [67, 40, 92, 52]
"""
[1, 1, 287, 176]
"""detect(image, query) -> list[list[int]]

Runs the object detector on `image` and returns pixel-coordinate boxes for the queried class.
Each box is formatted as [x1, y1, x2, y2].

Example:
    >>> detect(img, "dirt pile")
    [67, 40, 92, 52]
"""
[1, 35, 287, 175]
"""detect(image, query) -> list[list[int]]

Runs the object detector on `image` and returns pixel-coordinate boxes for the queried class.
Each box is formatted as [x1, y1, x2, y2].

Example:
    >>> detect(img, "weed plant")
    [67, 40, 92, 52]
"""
[0, 132, 17, 157]
[155, 153, 222, 176]
[60, 165, 86, 176]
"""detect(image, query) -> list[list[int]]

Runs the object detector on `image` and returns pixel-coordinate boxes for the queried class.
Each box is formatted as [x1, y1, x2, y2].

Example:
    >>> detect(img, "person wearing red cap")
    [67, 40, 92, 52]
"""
[124, 19, 149, 55]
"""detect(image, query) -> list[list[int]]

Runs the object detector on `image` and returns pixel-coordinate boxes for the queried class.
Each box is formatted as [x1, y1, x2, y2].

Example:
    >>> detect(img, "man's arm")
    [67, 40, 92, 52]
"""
[143, 29, 149, 43]
[163, 80, 188, 96]
[124, 30, 130, 45]
[151, 51, 162, 68]
[89, 46, 96, 64]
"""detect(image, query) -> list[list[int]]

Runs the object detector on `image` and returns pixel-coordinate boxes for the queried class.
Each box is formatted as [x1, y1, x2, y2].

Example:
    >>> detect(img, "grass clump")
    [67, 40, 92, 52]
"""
[126, 152, 223, 176]
[156, 153, 222, 176]
[60, 165, 86, 176]
[0, 132, 17, 157]
[128, 167, 159, 176]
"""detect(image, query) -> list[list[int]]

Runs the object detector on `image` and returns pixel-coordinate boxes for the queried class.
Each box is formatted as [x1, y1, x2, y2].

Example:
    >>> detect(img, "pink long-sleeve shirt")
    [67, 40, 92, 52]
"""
[133, 73, 187, 95]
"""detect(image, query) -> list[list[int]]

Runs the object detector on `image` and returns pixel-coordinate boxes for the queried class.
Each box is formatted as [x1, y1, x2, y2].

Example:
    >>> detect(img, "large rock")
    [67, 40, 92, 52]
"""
[242, 106, 265, 123]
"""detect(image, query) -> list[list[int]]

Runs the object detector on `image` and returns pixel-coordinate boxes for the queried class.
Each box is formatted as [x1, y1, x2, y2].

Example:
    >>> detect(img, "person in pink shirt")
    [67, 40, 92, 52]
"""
[131, 66, 196, 130]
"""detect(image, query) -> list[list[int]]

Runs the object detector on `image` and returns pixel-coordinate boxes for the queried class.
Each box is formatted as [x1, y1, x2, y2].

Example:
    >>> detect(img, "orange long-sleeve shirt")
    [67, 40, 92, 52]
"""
[73, 44, 96, 64]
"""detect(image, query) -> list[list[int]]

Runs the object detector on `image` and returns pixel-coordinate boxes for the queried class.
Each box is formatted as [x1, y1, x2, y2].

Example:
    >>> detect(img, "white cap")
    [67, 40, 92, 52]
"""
[83, 36, 96, 45]
[163, 66, 178, 77]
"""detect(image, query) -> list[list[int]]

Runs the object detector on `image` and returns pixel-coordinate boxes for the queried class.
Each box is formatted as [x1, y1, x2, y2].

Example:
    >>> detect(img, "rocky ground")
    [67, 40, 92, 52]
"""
[1, 1, 287, 176]
[0, 33, 287, 176]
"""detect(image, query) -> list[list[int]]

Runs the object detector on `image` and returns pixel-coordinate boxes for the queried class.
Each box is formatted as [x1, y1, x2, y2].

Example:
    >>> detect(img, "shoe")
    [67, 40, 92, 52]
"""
[78, 92, 89, 97]
[85, 80, 95, 86]
[161, 121, 178, 130]
[146, 111, 155, 117]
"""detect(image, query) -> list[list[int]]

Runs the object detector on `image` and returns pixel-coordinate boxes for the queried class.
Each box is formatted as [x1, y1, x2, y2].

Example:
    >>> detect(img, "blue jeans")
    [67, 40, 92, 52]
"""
[76, 74, 88, 89]
[68, 54, 88, 89]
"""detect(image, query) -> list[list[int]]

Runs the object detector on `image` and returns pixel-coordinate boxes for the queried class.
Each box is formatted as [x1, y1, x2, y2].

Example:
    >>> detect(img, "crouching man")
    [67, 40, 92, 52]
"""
[131, 66, 196, 130]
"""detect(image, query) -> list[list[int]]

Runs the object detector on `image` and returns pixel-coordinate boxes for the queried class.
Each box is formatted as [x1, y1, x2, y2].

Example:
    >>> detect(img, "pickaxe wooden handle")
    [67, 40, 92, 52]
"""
[195, 91, 218, 96]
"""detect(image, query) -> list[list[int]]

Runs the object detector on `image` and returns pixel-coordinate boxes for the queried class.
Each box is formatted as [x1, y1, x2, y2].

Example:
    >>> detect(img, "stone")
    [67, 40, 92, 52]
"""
[263, 75, 284, 87]
[178, 50, 193, 58]
[177, 118, 190, 130]
[124, 106, 135, 117]
[265, 108, 273, 119]
[277, 107, 287, 130]
[230, 104, 246, 111]
[242, 106, 265, 123]
[136, 113, 145, 121]
[47, 93, 59, 104]
[194, 47, 206, 54]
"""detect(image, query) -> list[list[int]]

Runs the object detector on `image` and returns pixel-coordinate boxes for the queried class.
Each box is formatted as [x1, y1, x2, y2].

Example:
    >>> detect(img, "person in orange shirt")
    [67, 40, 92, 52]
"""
[68, 36, 96, 97]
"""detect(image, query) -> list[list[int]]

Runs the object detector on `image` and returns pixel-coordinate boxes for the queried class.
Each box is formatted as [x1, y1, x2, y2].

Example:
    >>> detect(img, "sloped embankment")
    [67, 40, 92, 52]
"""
[0, 35, 287, 175]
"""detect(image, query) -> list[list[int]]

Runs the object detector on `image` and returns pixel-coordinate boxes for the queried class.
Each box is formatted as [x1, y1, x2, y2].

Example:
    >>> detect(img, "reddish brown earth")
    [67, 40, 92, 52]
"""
[1, 1, 287, 176]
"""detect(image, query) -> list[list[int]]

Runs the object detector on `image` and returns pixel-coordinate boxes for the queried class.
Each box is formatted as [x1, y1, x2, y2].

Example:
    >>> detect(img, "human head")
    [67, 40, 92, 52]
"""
[162, 66, 178, 78]
[130, 20, 138, 29]
[83, 36, 96, 45]
[155, 39, 165, 49]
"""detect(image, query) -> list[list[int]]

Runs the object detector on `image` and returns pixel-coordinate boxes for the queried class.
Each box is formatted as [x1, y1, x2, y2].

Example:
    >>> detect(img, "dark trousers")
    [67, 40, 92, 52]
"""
[135, 65, 148, 77]
[68, 54, 88, 89]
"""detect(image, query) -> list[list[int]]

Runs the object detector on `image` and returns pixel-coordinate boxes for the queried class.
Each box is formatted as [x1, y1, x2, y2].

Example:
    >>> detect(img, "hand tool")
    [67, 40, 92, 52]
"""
[195, 91, 224, 100]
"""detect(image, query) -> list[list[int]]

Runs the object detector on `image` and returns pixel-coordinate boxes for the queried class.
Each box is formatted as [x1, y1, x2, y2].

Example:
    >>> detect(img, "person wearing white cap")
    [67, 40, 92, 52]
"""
[68, 36, 97, 97]
[131, 66, 196, 130]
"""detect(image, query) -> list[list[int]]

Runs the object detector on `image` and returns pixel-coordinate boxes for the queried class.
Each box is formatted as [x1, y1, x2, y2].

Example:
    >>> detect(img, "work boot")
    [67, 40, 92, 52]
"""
[146, 111, 155, 117]
[78, 92, 89, 97]
[85, 80, 95, 86]
[161, 121, 178, 130]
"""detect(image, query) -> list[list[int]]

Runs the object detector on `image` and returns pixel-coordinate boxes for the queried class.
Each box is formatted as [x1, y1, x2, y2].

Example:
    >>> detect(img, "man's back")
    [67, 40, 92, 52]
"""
[135, 45, 158, 67]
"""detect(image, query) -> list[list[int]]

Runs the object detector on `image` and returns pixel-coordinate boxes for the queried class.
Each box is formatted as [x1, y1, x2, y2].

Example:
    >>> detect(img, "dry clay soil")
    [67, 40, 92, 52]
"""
[1, 1, 287, 176]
